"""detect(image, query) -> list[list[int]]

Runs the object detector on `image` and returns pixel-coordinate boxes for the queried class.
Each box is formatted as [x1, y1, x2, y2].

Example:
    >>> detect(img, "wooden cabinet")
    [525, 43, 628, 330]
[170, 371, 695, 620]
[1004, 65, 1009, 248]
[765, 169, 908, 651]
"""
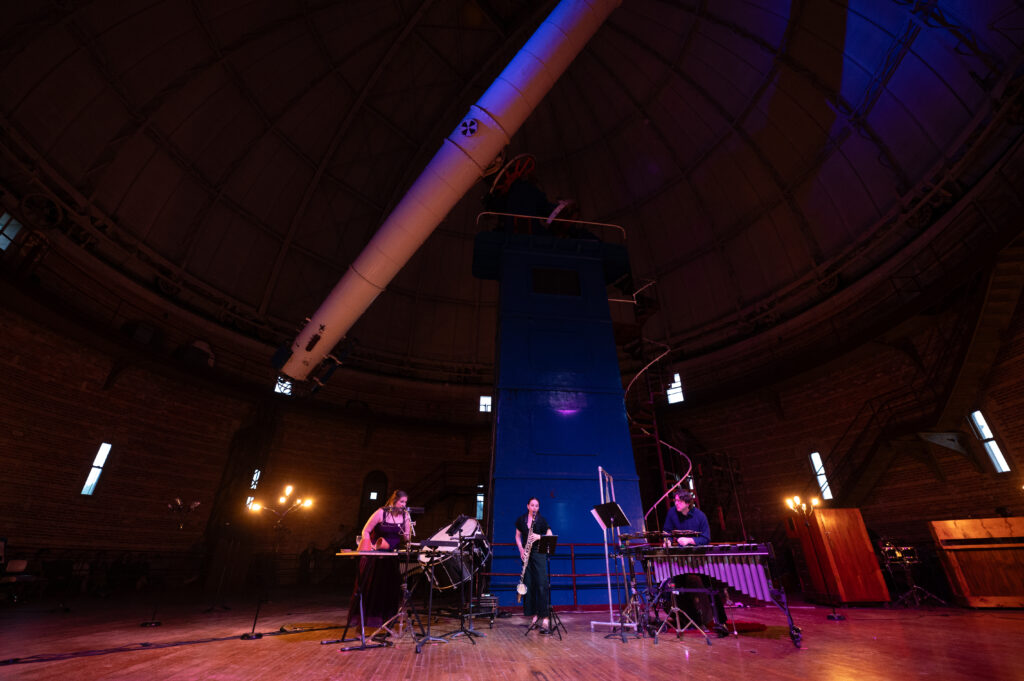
[785, 507, 890, 604]
[930, 517, 1024, 608]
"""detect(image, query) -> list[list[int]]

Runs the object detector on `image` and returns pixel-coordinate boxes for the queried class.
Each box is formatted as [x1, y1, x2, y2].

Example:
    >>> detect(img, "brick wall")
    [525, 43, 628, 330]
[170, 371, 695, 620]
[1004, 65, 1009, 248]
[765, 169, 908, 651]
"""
[0, 303, 492, 587]
[661, 302, 1024, 551]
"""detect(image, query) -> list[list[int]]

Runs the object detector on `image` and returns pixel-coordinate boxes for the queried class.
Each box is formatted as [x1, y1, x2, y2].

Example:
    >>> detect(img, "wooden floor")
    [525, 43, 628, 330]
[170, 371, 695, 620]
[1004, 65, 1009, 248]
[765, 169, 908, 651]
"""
[2, 591, 1023, 681]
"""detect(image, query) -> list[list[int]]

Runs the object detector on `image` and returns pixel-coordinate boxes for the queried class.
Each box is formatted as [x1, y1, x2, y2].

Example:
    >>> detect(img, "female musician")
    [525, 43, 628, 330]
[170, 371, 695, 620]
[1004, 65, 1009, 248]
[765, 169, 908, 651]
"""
[514, 497, 554, 633]
[350, 490, 412, 628]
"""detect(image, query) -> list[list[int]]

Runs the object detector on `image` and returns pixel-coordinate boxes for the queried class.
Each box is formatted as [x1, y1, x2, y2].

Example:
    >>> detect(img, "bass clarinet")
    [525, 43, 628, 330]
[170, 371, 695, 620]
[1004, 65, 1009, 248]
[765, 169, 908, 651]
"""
[516, 513, 537, 603]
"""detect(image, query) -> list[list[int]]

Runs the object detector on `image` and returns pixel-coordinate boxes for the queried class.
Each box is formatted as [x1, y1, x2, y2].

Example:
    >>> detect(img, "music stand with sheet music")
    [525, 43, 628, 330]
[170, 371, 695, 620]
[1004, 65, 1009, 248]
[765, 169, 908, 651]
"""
[589, 502, 637, 642]
[524, 535, 566, 640]
[591, 503, 630, 531]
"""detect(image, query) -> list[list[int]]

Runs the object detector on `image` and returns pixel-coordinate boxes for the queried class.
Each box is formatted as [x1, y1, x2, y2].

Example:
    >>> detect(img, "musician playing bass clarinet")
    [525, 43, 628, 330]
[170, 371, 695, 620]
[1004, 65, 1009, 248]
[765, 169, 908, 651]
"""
[663, 491, 729, 637]
[515, 497, 554, 633]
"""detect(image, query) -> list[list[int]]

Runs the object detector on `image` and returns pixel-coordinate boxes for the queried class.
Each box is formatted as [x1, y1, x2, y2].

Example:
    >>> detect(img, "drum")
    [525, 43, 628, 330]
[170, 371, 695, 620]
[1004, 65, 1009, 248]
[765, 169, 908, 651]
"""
[418, 517, 491, 590]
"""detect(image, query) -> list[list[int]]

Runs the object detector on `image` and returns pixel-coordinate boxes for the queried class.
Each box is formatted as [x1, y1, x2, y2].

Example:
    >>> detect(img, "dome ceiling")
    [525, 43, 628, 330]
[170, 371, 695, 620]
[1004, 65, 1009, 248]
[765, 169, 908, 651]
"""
[1, 0, 1023, 396]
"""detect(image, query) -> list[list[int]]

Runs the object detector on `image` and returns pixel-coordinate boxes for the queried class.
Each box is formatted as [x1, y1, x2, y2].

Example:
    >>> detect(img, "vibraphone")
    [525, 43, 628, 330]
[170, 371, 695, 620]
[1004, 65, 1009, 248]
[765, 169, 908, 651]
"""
[623, 542, 801, 647]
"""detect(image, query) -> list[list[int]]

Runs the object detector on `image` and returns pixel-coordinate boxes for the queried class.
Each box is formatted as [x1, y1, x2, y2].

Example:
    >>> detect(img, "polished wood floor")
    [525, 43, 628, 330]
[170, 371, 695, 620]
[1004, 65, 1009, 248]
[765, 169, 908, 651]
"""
[2, 590, 1022, 681]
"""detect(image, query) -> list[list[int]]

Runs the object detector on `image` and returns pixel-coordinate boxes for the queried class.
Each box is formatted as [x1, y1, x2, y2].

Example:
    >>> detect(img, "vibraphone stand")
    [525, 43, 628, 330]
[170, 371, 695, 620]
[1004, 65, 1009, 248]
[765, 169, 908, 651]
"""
[604, 547, 641, 643]
[652, 585, 712, 646]
[621, 551, 652, 639]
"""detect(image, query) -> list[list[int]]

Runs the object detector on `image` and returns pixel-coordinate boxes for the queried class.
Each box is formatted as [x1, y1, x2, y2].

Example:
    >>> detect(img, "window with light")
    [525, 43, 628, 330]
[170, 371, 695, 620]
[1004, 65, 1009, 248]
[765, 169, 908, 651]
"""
[667, 373, 684, 404]
[969, 410, 1011, 473]
[81, 443, 112, 495]
[809, 451, 833, 500]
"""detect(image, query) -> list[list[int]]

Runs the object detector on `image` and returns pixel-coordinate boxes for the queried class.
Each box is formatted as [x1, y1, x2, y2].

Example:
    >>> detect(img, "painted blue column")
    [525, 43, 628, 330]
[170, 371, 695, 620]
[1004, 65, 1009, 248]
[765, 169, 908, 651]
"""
[473, 232, 642, 607]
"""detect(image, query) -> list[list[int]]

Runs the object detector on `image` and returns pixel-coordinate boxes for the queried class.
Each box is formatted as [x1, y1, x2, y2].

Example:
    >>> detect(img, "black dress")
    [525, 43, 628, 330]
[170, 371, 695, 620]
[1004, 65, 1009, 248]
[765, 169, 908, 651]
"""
[515, 513, 551, 619]
[349, 516, 404, 628]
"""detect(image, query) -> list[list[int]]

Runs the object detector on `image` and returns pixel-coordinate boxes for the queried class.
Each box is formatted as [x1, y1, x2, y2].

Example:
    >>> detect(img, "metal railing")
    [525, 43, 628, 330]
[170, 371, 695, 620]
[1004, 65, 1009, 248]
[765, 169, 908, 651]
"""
[482, 541, 627, 609]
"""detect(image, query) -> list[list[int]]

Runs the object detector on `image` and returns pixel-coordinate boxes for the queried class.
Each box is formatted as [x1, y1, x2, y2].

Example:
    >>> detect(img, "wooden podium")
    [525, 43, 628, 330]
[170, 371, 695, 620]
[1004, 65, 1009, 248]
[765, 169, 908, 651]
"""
[786, 507, 890, 604]
[929, 517, 1024, 608]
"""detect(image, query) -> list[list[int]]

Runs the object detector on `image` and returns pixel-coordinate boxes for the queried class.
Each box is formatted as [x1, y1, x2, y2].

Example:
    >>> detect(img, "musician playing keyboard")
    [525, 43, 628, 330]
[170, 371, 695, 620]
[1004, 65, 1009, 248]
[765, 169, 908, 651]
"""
[349, 490, 412, 629]
[662, 491, 729, 637]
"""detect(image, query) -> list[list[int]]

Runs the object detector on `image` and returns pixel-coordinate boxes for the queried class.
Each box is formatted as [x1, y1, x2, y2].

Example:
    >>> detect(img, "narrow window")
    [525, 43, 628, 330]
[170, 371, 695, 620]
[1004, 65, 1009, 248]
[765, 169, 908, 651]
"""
[245, 468, 262, 508]
[476, 493, 485, 520]
[809, 451, 833, 500]
[667, 373, 684, 404]
[0, 212, 23, 251]
[479, 395, 492, 413]
[969, 410, 1011, 473]
[81, 443, 112, 495]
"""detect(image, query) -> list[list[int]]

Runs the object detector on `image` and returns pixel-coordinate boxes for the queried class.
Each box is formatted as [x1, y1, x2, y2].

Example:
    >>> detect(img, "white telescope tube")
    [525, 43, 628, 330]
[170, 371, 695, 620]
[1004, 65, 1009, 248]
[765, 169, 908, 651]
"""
[280, 0, 621, 380]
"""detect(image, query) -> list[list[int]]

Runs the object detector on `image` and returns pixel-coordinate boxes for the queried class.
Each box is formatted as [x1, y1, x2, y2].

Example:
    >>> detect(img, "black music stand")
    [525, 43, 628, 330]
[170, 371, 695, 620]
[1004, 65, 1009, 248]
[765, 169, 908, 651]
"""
[882, 545, 946, 608]
[524, 535, 565, 640]
[590, 503, 637, 643]
[415, 544, 449, 653]
[443, 529, 485, 643]
[591, 503, 629, 531]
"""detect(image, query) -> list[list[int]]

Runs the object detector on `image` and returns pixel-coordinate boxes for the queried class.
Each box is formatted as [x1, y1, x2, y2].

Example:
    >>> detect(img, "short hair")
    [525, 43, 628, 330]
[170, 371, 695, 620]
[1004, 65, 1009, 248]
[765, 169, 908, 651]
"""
[672, 491, 695, 505]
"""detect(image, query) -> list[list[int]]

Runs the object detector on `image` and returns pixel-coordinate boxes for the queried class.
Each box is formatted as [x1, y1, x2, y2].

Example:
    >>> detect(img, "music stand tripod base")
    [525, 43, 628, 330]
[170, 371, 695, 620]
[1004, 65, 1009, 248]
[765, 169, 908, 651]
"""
[414, 547, 450, 653]
[521, 535, 564, 640]
[440, 530, 485, 644]
[589, 502, 636, 642]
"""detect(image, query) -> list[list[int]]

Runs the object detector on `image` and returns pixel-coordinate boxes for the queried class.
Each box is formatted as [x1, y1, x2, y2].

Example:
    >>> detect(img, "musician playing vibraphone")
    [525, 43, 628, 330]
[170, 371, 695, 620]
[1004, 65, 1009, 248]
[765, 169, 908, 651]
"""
[662, 491, 729, 637]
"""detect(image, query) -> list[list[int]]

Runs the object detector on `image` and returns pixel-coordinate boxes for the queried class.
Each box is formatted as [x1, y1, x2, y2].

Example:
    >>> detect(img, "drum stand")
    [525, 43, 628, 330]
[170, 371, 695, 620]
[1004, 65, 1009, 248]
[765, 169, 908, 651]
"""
[415, 550, 448, 654]
[652, 586, 712, 646]
[443, 531, 484, 644]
